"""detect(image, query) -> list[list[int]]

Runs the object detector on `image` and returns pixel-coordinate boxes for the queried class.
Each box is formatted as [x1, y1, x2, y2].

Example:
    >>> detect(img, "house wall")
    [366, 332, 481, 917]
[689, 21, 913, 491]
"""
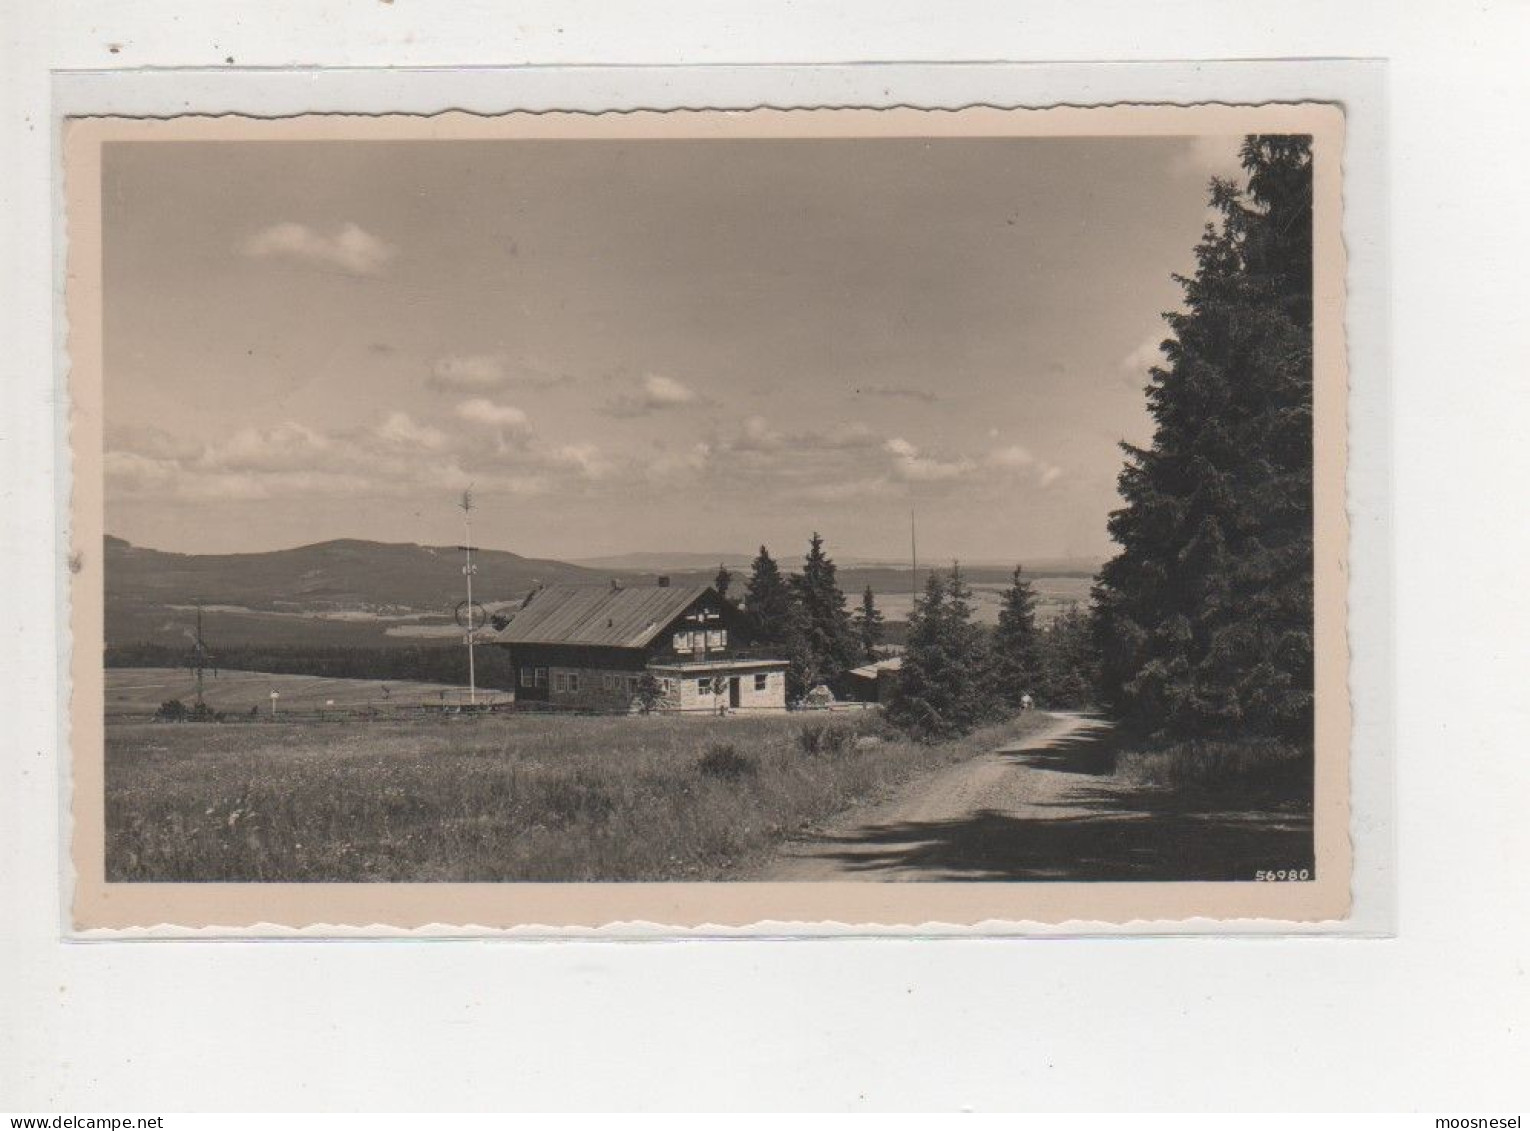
[504, 643, 647, 707]
[661, 667, 788, 714]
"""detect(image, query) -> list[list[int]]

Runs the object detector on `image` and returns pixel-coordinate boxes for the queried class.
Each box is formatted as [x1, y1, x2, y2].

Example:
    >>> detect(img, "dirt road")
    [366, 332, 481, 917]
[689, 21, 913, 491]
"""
[754, 711, 1312, 882]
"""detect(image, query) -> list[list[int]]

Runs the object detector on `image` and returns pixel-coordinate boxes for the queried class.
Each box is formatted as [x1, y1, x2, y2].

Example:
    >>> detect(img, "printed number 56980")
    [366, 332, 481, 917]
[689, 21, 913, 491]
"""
[1255, 869, 1312, 881]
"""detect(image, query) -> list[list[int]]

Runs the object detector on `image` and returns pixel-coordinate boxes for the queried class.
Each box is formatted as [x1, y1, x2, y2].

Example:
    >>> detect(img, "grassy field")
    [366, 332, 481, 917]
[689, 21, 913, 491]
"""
[106, 667, 496, 718]
[105, 710, 1054, 882]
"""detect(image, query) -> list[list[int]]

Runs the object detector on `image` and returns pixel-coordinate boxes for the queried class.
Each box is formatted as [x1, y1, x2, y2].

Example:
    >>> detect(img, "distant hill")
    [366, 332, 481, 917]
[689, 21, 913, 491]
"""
[105, 535, 608, 613]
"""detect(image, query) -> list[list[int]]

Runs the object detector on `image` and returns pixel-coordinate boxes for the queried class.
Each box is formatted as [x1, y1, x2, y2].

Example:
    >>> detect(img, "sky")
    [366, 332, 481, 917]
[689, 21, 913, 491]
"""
[101, 133, 1244, 563]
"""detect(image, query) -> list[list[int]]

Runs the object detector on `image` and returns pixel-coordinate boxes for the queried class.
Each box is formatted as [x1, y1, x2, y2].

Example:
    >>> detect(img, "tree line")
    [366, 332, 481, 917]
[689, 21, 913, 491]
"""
[729, 534, 1095, 725]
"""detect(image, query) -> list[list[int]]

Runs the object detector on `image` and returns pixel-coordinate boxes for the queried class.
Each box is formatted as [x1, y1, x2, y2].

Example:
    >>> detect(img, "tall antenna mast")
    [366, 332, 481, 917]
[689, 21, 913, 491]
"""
[194, 600, 207, 708]
[910, 506, 918, 606]
[459, 487, 478, 707]
[185, 599, 214, 710]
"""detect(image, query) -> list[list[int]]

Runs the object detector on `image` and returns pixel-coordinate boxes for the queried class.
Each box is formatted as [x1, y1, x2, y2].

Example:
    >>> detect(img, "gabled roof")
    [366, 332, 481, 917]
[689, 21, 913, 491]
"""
[492, 583, 714, 649]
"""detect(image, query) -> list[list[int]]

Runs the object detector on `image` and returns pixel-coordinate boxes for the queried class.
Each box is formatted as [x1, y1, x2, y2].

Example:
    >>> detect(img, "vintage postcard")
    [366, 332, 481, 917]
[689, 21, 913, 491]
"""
[64, 104, 1350, 931]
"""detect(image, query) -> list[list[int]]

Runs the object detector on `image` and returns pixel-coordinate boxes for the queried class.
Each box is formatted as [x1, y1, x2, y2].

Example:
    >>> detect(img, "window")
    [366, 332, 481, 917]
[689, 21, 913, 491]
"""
[553, 672, 567, 693]
[672, 631, 692, 652]
[707, 629, 727, 649]
[602, 673, 614, 691]
[519, 668, 533, 688]
[697, 678, 712, 695]
[754, 673, 768, 691]
[567, 673, 581, 694]
[534, 668, 548, 689]
[628, 676, 641, 695]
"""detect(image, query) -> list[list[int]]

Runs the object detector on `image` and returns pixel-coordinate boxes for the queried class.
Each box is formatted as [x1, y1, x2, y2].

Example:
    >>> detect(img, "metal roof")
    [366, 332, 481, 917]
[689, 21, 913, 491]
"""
[491, 583, 713, 648]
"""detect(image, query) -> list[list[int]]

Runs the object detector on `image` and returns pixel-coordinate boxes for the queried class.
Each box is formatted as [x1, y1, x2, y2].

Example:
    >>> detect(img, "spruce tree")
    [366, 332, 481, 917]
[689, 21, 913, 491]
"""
[885, 572, 954, 738]
[787, 532, 860, 690]
[944, 562, 993, 726]
[713, 563, 733, 603]
[887, 565, 987, 739]
[1094, 135, 1314, 743]
[852, 584, 885, 662]
[742, 545, 793, 643]
[988, 565, 1042, 709]
[1039, 602, 1095, 708]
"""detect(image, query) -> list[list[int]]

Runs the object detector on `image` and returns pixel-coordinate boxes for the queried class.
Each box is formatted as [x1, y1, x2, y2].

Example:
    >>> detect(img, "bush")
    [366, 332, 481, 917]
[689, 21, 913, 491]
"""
[154, 699, 188, 722]
[797, 720, 856, 757]
[697, 743, 757, 779]
[1117, 739, 1311, 798]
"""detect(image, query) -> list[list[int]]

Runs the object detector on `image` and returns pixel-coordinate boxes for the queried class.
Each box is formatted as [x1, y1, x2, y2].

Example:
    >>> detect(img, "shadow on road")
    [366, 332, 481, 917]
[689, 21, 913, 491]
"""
[806, 805, 1312, 881]
[1000, 720, 1124, 777]
[808, 722, 1315, 882]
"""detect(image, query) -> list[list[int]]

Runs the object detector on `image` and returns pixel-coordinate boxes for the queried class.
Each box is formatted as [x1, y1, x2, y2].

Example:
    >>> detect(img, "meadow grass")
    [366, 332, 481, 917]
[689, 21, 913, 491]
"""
[105, 710, 1053, 882]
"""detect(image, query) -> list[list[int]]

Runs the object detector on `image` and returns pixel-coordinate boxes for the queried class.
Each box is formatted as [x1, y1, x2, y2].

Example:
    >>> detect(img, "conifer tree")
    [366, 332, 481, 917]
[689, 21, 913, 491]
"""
[852, 584, 885, 662]
[742, 545, 792, 643]
[887, 564, 987, 739]
[988, 565, 1042, 709]
[787, 532, 860, 690]
[885, 572, 953, 738]
[713, 563, 733, 603]
[1038, 602, 1096, 708]
[1094, 135, 1314, 743]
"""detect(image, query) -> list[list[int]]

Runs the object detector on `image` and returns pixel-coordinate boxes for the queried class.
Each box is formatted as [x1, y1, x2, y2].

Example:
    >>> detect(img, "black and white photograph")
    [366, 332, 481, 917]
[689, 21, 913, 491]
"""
[11, 3, 1529, 1112]
[67, 106, 1348, 923]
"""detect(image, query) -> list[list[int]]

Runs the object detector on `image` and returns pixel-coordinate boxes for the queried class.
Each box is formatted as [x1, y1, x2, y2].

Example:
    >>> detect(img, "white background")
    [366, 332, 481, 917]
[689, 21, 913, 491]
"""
[3, 1, 1528, 1112]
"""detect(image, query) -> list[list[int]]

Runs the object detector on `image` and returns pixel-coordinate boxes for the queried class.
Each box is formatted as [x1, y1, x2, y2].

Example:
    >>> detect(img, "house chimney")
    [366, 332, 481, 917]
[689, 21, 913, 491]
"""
[657, 575, 670, 588]
[610, 578, 622, 592]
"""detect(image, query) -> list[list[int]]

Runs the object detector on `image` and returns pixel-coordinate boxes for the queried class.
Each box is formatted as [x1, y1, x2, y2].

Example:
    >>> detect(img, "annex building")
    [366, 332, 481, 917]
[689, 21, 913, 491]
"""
[490, 578, 788, 714]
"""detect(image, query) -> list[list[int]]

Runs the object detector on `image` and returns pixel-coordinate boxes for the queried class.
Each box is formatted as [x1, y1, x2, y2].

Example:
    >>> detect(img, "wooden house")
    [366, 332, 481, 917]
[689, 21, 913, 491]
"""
[490, 578, 788, 714]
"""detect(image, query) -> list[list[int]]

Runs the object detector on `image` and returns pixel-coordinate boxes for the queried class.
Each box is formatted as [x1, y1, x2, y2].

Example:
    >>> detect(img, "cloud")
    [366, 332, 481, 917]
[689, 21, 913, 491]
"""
[455, 398, 530, 430]
[426, 354, 571, 393]
[239, 222, 396, 276]
[374, 411, 448, 451]
[204, 422, 331, 472]
[986, 444, 1036, 470]
[853, 383, 939, 404]
[103, 409, 594, 507]
[603, 374, 704, 417]
[731, 416, 882, 455]
[646, 441, 712, 478]
[549, 443, 608, 478]
[735, 414, 785, 452]
[1120, 333, 1168, 378]
[885, 436, 975, 482]
[813, 421, 880, 449]
[986, 443, 1064, 487]
[428, 355, 509, 392]
[801, 477, 894, 503]
[103, 423, 203, 462]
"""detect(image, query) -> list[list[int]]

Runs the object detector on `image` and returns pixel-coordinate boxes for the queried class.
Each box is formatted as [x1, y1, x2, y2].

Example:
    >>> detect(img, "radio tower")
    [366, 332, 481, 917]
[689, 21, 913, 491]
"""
[910, 507, 919, 606]
[187, 600, 213, 710]
[458, 488, 478, 707]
